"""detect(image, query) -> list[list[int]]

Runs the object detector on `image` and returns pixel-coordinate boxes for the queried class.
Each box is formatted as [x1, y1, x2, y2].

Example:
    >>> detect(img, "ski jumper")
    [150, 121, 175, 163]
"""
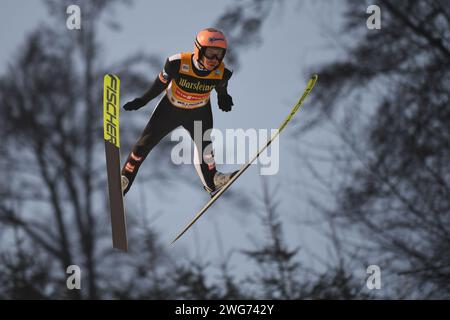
[122, 52, 233, 194]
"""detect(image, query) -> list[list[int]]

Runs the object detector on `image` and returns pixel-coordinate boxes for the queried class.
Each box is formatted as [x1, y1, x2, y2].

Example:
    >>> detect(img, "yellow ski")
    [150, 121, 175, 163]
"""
[104, 74, 128, 251]
[171, 74, 319, 245]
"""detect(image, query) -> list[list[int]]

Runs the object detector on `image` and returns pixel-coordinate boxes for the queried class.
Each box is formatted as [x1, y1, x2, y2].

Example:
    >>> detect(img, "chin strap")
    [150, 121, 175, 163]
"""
[194, 57, 208, 71]
[194, 58, 222, 72]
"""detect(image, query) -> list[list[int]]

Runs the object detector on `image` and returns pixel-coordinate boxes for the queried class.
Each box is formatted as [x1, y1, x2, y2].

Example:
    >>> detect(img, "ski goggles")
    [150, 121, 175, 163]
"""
[203, 47, 225, 60]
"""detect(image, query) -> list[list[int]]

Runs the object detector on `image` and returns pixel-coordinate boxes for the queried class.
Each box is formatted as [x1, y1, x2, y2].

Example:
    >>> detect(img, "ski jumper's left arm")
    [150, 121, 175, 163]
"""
[215, 68, 234, 112]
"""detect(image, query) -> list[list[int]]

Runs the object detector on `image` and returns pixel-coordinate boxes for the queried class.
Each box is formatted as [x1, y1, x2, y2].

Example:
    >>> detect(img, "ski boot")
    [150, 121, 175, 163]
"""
[204, 170, 238, 197]
[121, 175, 129, 195]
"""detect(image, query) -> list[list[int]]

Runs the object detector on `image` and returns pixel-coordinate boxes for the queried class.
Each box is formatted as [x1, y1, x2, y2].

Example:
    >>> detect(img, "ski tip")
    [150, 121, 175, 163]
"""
[310, 74, 318, 83]
[104, 73, 119, 82]
[306, 74, 318, 90]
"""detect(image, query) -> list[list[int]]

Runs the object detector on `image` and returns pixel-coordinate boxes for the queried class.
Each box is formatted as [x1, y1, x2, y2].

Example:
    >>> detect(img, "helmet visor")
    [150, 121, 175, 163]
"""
[203, 47, 226, 60]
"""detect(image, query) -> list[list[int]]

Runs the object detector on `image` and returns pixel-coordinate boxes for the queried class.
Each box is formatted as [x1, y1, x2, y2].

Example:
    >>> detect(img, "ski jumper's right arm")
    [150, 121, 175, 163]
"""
[123, 57, 178, 111]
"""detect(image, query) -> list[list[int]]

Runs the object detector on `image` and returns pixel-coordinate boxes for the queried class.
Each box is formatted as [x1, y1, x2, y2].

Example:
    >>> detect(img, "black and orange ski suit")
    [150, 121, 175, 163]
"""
[122, 52, 233, 194]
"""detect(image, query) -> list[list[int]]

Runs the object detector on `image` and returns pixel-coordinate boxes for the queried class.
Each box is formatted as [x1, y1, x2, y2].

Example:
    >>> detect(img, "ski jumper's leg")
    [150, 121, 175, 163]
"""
[122, 96, 180, 194]
[183, 104, 217, 191]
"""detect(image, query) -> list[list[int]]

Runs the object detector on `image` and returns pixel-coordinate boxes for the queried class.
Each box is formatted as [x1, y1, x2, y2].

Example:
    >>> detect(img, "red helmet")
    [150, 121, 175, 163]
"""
[194, 28, 228, 65]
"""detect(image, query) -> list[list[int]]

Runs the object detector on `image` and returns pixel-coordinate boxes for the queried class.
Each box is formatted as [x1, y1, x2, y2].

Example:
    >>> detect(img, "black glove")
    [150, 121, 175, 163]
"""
[123, 97, 146, 111]
[218, 94, 234, 112]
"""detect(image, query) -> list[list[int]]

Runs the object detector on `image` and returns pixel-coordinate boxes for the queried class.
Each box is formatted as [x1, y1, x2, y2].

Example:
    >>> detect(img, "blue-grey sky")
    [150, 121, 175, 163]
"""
[0, 0, 348, 276]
